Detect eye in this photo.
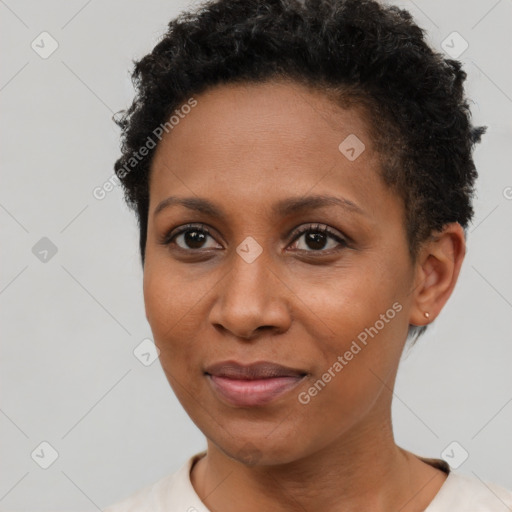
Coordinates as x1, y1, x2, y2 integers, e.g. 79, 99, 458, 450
161, 222, 348, 254
288, 223, 348, 253
161, 223, 222, 251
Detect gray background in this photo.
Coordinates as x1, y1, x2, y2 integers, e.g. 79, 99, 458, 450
1, 0, 511, 510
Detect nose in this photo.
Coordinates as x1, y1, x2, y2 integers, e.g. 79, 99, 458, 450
208, 250, 293, 340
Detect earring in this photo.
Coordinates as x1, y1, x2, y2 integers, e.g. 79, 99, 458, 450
424, 312, 430, 319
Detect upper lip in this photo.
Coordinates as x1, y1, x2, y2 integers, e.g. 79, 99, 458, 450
204, 361, 307, 380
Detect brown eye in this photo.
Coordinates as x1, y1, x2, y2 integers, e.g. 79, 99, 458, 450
289, 224, 348, 252
162, 224, 222, 251
179, 229, 209, 249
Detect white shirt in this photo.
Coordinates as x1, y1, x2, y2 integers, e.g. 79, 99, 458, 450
104, 452, 512, 511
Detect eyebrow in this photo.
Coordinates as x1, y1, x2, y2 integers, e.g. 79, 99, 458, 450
154, 193, 366, 219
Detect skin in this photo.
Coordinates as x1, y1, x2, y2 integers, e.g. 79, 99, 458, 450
143, 79, 466, 511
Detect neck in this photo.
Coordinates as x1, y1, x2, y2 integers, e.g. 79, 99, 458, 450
191, 410, 447, 511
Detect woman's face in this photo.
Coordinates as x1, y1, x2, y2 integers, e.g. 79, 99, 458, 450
144, 80, 417, 465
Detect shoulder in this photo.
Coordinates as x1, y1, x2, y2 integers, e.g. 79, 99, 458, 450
102, 473, 172, 512
426, 471, 512, 511
103, 452, 208, 512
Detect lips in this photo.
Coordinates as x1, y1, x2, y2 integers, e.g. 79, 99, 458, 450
205, 361, 307, 407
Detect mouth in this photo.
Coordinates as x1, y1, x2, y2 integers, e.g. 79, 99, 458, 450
204, 360, 307, 407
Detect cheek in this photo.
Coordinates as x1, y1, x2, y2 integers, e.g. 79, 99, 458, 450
143, 262, 202, 358
143, 265, 209, 405
290, 257, 408, 401
287, 253, 407, 341
295, 306, 406, 446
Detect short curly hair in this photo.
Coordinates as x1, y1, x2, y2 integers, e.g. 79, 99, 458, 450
114, 0, 485, 331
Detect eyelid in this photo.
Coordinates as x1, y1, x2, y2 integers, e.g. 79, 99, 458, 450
289, 223, 343, 239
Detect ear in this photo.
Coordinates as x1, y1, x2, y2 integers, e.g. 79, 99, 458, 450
409, 222, 466, 326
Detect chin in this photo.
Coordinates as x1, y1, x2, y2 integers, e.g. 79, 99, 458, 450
209, 429, 312, 468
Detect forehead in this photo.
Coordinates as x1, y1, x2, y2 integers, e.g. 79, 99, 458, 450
153, 79, 375, 162
148, 80, 394, 222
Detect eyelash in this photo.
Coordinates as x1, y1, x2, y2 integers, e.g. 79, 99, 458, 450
160, 222, 348, 255
289, 224, 348, 253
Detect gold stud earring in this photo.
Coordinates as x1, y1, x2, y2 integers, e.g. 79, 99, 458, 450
424, 312, 430, 319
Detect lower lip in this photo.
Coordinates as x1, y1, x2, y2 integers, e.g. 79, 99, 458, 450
207, 375, 305, 407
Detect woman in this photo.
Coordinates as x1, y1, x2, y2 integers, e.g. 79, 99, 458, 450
105, 0, 512, 510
